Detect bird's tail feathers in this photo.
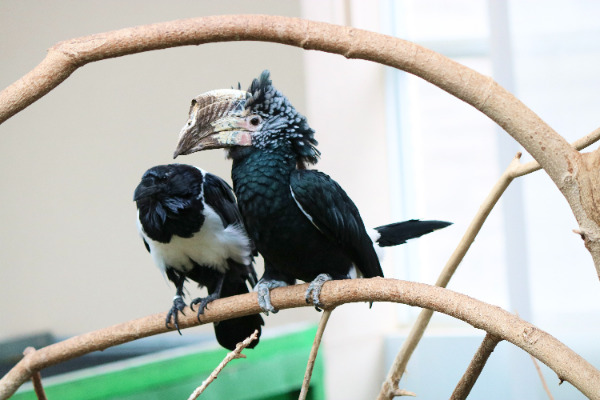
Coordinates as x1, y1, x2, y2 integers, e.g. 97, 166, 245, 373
375, 219, 452, 247
213, 274, 264, 350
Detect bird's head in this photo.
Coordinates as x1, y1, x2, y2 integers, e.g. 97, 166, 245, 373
133, 164, 204, 228
173, 70, 320, 167
134, 164, 203, 203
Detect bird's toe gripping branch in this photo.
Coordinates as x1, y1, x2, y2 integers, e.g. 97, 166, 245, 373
255, 279, 289, 315
190, 293, 220, 320
305, 273, 333, 311
166, 295, 187, 335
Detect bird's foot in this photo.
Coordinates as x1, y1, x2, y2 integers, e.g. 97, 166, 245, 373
190, 293, 220, 320
255, 279, 289, 315
305, 273, 333, 311
166, 295, 187, 335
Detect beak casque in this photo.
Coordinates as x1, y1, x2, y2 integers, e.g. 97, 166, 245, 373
173, 89, 251, 158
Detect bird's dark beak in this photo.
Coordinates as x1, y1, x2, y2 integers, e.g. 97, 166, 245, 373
133, 182, 161, 201
173, 89, 253, 158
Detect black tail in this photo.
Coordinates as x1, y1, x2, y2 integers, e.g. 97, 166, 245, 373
213, 274, 264, 351
375, 219, 452, 247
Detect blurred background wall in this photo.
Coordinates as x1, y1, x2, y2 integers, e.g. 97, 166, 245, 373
1, 1, 600, 398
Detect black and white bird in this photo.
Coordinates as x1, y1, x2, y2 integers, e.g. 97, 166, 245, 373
173, 71, 451, 313
133, 163, 263, 350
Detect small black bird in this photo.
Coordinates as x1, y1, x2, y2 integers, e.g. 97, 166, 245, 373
173, 71, 451, 312
134, 163, 263, 350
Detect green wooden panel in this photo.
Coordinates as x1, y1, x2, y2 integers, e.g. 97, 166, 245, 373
13, 326, 325, 400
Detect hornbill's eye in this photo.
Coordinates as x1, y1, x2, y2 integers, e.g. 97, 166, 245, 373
250, 116, 262, 126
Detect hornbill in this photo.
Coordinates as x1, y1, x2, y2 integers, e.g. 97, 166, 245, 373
173, 70, 451, 313
134, 163, 263, 350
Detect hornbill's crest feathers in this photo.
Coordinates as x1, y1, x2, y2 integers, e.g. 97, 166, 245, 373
245, 70, 320, 166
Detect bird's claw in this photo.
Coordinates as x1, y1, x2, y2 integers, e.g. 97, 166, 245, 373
166, 295, 187, 335
190, 293, 219, 321
305, 273, 332, 311
255, 279, 289, 315
257, 284, 277, 315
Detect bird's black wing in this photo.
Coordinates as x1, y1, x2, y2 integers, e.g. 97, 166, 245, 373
203, 172, 257, 280
290, 169, 383, 278
203, 172, 243, 228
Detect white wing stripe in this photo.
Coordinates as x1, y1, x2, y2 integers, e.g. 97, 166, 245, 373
290, 186, 324, 234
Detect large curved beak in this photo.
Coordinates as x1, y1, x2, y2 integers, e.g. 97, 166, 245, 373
173, 89, 251, 158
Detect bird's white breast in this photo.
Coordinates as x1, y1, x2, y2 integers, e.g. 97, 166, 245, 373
137, 205, 252, 275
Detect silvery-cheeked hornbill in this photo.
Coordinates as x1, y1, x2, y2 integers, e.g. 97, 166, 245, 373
173, 70, 451, 313
134, 163, 263, 350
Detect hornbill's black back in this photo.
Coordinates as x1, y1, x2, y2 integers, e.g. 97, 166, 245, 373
173, 71, 451, 312
134, 163, 263, 350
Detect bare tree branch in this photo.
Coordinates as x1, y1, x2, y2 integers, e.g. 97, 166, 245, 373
449, 334, 503, 400
513, 126, 600, 177
21, 348, 46, 400
187, 329, 259, 400
0, 15, 574, 179
1, 279, 599, 400
299, 308, 334, 400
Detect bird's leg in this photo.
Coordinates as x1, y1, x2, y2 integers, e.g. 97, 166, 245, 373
166, 272, 188, 335
255, 278, 289, 315
305, 273, 333, 311
256, 264, 295, 314
190, 273, 225, 320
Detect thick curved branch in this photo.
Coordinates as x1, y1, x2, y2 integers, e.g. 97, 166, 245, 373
4, 14, 600, 272
1, 279, 599, 400
0, 15, 576, 181
6, 14, 600, 272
